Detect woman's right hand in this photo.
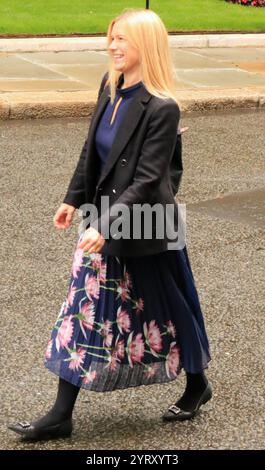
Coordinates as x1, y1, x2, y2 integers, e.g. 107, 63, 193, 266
53, 203, 76, 229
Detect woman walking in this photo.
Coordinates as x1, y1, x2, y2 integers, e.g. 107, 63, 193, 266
8, 8, 211, 441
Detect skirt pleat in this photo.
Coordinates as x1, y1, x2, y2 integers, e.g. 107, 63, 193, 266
44, 234, 211, 392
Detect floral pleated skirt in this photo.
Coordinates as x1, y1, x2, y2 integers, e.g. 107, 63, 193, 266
44, 234, 211, 392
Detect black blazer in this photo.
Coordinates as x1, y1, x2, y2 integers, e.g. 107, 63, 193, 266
63, 72, 182, 257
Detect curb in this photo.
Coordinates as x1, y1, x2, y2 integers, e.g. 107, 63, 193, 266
0, 91, 97, 120
1, 89, 264, 120
0, 33, 265, 52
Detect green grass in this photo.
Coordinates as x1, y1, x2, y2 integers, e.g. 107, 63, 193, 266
0, 0, 264, 35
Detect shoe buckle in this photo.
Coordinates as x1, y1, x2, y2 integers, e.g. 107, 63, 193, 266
18, 421, 31, 428
168, 405, 182, 416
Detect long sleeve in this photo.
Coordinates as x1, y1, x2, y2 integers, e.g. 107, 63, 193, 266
63, 72, 109, 209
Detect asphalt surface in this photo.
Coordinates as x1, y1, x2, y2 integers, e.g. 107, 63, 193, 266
1, 109, 265, 450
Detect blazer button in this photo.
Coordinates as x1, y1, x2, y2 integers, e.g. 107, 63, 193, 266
121, 158, 127, 166
98, 186, 103, 191
112, 188, 116, 194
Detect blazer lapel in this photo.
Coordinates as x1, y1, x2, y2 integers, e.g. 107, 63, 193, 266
85, 75, 152, 189
84, 73, 125, 172
86, 88, 110, 154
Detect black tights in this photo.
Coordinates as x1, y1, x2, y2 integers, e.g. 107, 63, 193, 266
32, 371, 207, 429
32, 378, 80, 430
175, 370, 208, 411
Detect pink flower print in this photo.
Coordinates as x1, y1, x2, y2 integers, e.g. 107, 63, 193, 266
117, 306, 131, 334
98, 261, 107, 284
85, 274, 100, 300
165, 342, 180, 378
107, 352, 119, 371
144, 363, 159, 379
90, 253, 102, 270
116, 339, 125, 360
56, 315, 74, 351
72, 247, 84, 278
62, 282, 77, 316
134, 298, 144, 314
67, 283, 77, 307
63, 301, 69, 314
81, 368, 97, 385
143, 320, 163, 357
166, 320, 176, 338
56, 300, 67, 321
113, 336, 125, 360
90, 254, 107, 283
107, 337, 125, 370
68, 347, 86, 371
116, 280, 130, 302
99, 320, 113, 347
127, 332, 145, 367
124, 271, 132, 289
45, 339, 53, 359
80, 302, 95, 331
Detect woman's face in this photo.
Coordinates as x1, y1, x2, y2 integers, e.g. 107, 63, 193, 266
108, 21, 141, 74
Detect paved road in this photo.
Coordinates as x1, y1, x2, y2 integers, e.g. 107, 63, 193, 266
1, 109, 264, 449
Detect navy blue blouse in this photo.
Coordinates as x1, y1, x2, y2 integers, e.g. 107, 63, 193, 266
94, 80, 144, 172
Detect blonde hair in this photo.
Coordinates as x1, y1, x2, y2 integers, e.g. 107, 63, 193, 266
106, 8, 178, 105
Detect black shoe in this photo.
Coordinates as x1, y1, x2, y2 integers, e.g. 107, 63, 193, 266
162, 382, 213, 422
7, 418, 73, 441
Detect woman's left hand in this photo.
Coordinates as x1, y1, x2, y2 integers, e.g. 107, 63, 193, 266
77, 227, 106, 254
